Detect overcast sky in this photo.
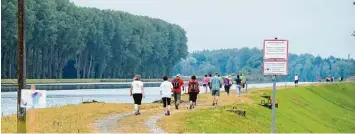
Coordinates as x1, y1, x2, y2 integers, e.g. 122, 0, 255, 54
71, 0, 355, 58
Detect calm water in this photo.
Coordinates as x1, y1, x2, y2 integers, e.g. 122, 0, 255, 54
1, 82, 313, 116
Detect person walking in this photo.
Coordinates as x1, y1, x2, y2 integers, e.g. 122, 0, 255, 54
241, 74, 247, 92
235, 75, 242, 96
208, 74, 212, 92
294, 74, 299, 87
211, 73, 222, 106
202, 74, 209, 93
171, 74, 184, 110
224, 75, 232, 96
188, 75, 200, 109
160, 76, 173, 116
130, 74, 144, 115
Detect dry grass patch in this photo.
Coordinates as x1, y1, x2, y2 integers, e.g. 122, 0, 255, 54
1, 103, 133, 133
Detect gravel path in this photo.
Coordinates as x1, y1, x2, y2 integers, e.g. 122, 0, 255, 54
146, 113, 167, 133
95, 112, 133, 133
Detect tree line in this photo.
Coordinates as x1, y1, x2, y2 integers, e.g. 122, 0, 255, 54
1, 0, 188, 79
173, 48, 355, 82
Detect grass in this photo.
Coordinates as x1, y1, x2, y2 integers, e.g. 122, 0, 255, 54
159, 82, 355, 133
1, 79, 161, 84
1, 103, 159, 133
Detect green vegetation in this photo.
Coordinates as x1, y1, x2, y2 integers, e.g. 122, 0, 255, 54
0, 79, 162, 84
178, 83, 355, 133
174, 48, 355, 82
1, 0, 187, 79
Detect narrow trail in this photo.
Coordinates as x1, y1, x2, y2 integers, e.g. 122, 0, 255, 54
146, 113, 166, 133
95, 112, 133, 133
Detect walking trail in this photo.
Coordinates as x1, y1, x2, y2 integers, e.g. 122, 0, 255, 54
91, 83, 317, 133
93, 88, 255, 133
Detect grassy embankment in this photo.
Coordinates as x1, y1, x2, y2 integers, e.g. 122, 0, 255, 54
158, 82, 355, 133
2, 83, 354, 133
1, 79, 161, 84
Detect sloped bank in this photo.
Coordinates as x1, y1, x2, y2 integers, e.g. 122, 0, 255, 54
158, 82, 355, 133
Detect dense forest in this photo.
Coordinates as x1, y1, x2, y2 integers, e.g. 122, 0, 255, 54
173, 48, 355, 82
1, 0, 188, 79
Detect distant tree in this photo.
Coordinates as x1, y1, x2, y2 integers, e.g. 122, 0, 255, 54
173, 48, 355, 82
1, 0, 188, 79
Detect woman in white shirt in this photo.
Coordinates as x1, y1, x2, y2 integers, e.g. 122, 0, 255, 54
130, 74, 144, 115
160, 76, 173, 116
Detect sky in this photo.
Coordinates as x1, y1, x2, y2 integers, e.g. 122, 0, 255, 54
71, 0, 355, 59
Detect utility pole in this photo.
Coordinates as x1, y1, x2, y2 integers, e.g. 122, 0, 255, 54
17, 0, 27, 132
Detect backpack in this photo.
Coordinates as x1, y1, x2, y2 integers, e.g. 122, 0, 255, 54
224, 78, 230, 86
190, 81, 198, 91
173, 79, 179, 88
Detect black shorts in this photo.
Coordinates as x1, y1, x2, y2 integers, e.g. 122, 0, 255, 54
133, 93, 143, 105
203, 84, 207, 87
189, 92, 198, 102
294, 80, 299, 84
162, 97, 171, 107
224, 85, 231, 93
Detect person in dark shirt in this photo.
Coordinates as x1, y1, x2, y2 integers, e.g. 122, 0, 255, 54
235, 75, 242, 96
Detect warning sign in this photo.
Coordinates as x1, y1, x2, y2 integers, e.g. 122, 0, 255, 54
263, 40, 288, 59
263, 61, 288, 75
263, 39, 289, 76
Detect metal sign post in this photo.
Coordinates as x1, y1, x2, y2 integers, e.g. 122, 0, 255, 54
263, 37, 289, 133
17, 0, 27, 132
271, 75, 276, 133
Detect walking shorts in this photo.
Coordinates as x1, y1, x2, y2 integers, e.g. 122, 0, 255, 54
133, 93, 143, 105
211, 90, 220, 96
162, 97, 171, 107
189, 92, 198, 102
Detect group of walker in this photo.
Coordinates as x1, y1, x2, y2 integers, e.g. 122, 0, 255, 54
130, 73, 247, 116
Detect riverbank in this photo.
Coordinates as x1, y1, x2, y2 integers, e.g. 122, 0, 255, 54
158, 82, 355, 133
3, 82, 350, 133
0, 83, 303, 133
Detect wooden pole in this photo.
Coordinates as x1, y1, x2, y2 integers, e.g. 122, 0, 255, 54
17, 0, 27, 132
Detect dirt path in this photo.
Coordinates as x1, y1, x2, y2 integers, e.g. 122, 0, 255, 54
94, 112, 133, 133
146, 113, 166, 133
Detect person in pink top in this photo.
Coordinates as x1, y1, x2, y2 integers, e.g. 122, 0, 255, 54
202, 75, 209, 93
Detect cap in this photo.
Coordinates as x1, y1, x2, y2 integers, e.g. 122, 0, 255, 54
176, 74, 180, 77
